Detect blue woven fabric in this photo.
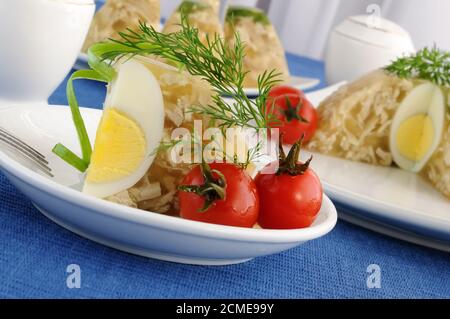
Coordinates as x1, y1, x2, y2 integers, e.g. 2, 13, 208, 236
1, 54, 449, 298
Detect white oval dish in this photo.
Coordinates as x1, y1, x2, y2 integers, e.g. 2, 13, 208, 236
0, 103, 337, 265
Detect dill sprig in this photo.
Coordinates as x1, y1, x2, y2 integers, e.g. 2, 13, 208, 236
385, 46, 450, 87
150, 139, 183, 157
94, 13, 281, 130
55, 12, 281, 172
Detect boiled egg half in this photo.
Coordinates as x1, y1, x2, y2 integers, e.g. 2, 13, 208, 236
390, 82, 445, 172
83, 60, 165, 198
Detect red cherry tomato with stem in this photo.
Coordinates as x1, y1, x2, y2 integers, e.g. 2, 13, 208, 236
266, 87, 318, 144
255, 136, 323, 229
179, 163, 259, 228
268, 85, 306, 100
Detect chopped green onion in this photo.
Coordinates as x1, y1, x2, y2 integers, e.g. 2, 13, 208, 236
55, 66, 116, 172
87, 44, 119, 82
52, 143, 89, 172
226, 6, 271, 26
66, 69, 110, 164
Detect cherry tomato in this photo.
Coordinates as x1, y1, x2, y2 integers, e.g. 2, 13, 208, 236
179, 163, 259, 228
266, 88, 318, 145
268, 85, 306, 100
255, 140, 323, 229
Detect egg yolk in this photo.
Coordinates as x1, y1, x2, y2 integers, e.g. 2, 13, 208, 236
86, 108, 146, 183
395, 114, 434, 162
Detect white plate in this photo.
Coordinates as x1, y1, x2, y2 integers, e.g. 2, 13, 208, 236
243, 76, 320, 96
74, 54, 320, 95
0, 103, 337, 265
305, 83, 450, 250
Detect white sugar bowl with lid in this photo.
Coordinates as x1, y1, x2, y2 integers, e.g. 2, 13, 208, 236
325, 15, 415, 84
0, 0, 95, 106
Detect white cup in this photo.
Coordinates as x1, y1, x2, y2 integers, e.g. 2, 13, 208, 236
0, 0, 95, 105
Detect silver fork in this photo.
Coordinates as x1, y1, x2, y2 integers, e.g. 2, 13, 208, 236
0, 127, 53, 177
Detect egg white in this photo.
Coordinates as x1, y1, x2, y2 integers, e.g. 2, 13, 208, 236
83, 60, 165, 198
389, 82, 445, 172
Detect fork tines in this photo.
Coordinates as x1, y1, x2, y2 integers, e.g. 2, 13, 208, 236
0, 127, 53, 177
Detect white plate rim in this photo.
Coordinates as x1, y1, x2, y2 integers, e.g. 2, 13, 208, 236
324, 180, 450, 235
338, 209, 450, 252
242, 75, 320, 95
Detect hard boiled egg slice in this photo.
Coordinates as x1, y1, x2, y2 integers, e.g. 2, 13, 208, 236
83, 60, 165, 198
390, 82, 445, 173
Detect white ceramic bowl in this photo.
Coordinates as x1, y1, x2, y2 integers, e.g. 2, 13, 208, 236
0, 0, 95, 105
0, 103, 337, 265
325, 15, 415, 84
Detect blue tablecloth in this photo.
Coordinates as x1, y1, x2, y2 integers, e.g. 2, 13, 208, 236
1, 54, 449, 299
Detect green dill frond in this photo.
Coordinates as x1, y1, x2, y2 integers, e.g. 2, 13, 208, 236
94, 13, 281, 130
385, 46, 450, 87
151, 139, 184, 156
86, 12, 283, 163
